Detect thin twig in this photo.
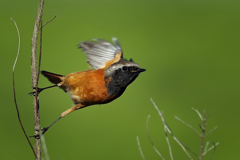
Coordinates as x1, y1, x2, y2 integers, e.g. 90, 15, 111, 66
203, 142, 219, 157
206, 142, 217, 160
31, 0, 45, 159
150, 98, 174, 160
175, 116, 201, 136
203, 142, 219, 156
41, 15, 56, 29
206, 112, 214, 120
41, 135, 50, 160
150, 99, 197, 159
11, 17, 37, 159
205, 126, 218, 137
199, 110, 206, 160
37, 20, 42, 85
165, 125, 195, 160
204, 141, 210, 154
163, 118, 196, 159
136, 136, 146, 160
192, 108, 203, 120
146, 115, 165, 160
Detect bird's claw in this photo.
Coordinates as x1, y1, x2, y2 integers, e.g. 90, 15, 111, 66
28, 87, 44, 96
30, 127, 49, 139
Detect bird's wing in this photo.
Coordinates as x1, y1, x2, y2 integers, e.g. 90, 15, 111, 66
79, 37, 123, 69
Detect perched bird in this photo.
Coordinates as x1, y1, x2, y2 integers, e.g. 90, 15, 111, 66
30, 37, 146, 136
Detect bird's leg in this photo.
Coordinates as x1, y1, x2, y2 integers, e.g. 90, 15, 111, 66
28, 84, 58, 96
30, 104, 85, 138
30, 116, 62, 139
60, 103, 85, 117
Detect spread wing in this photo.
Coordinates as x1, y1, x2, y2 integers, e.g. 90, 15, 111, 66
79, 37, 123, 69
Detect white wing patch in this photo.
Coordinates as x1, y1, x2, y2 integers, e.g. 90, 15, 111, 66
79, 37, 123, 69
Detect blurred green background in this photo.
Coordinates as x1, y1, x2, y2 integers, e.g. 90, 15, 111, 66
1, 0, 240, 159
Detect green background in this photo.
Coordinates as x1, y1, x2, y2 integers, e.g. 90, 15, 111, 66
1, 0, 240, 159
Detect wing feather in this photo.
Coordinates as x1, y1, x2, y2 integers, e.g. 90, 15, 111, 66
79, 37, 123, 69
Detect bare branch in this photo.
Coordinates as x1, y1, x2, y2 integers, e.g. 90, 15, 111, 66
41, 135, 50, 160
203, 142, 219, 157
199, 110, 206, 160
11, 18, 20, 71
205, 142, 218, 160
31, 0, 45, 159
164, 118, 196, 159
150, 98, 174, 160
175, 116, 201, 136
11, 17, 37, 159
41, 15, 57, 29
165, 127, 195, 160
136, 136, 145, 160
146, 115, 165, 160
192, 107, 203, 120
150, 98, 198, 159
206, 126, 218, 137
37, 20, 43, 86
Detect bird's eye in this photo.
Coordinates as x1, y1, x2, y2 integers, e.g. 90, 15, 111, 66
122, 66, 128, 71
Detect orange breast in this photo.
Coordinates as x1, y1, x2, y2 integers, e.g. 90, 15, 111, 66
64, 69, 114, 105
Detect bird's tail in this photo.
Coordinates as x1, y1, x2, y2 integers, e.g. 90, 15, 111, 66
41, 71, 65, 84
41, 71, 67, 92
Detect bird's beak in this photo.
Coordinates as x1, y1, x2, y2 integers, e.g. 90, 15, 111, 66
138, 68, 146, 73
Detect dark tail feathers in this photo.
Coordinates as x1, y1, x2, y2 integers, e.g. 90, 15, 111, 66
41, 71, 65, 84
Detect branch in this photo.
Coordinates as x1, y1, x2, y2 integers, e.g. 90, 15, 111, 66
41, 135, 50, 160
41, 15, 57, 29
31, 0, 45, 159
150, 98, 174, 160
150, 98, 196, 159
199, 110, 206, 160
11, 18, 37, 159
192, 107, 203, 120
203, 142, 219, 157
136, 136, 146, 160
175, 116, 201, 136
206, 126, 218, 137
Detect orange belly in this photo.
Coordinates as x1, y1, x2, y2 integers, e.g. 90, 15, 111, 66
64, 69, 115, 105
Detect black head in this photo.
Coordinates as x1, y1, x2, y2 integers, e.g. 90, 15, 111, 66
104, 59, 146, 96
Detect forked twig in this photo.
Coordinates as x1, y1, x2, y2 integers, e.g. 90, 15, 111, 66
165, 126, 195, 160
11, 18, 37, 158
136, 136, 145, 160
150, 98, 174, 160
203, 142, 219, 157
150, 99, 198, 159
144, 99, 218, 160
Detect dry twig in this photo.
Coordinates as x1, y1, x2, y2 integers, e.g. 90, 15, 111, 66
11, 18, 37, 159
150, 98, 174, 160
136, 136, 145, 160
31, 0, 45, 159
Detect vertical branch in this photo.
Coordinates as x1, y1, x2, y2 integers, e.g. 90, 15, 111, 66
31, 0, 44, 159
199, 110, 206, 160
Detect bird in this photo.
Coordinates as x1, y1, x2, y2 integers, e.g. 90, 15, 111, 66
29, 37, 146, 137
